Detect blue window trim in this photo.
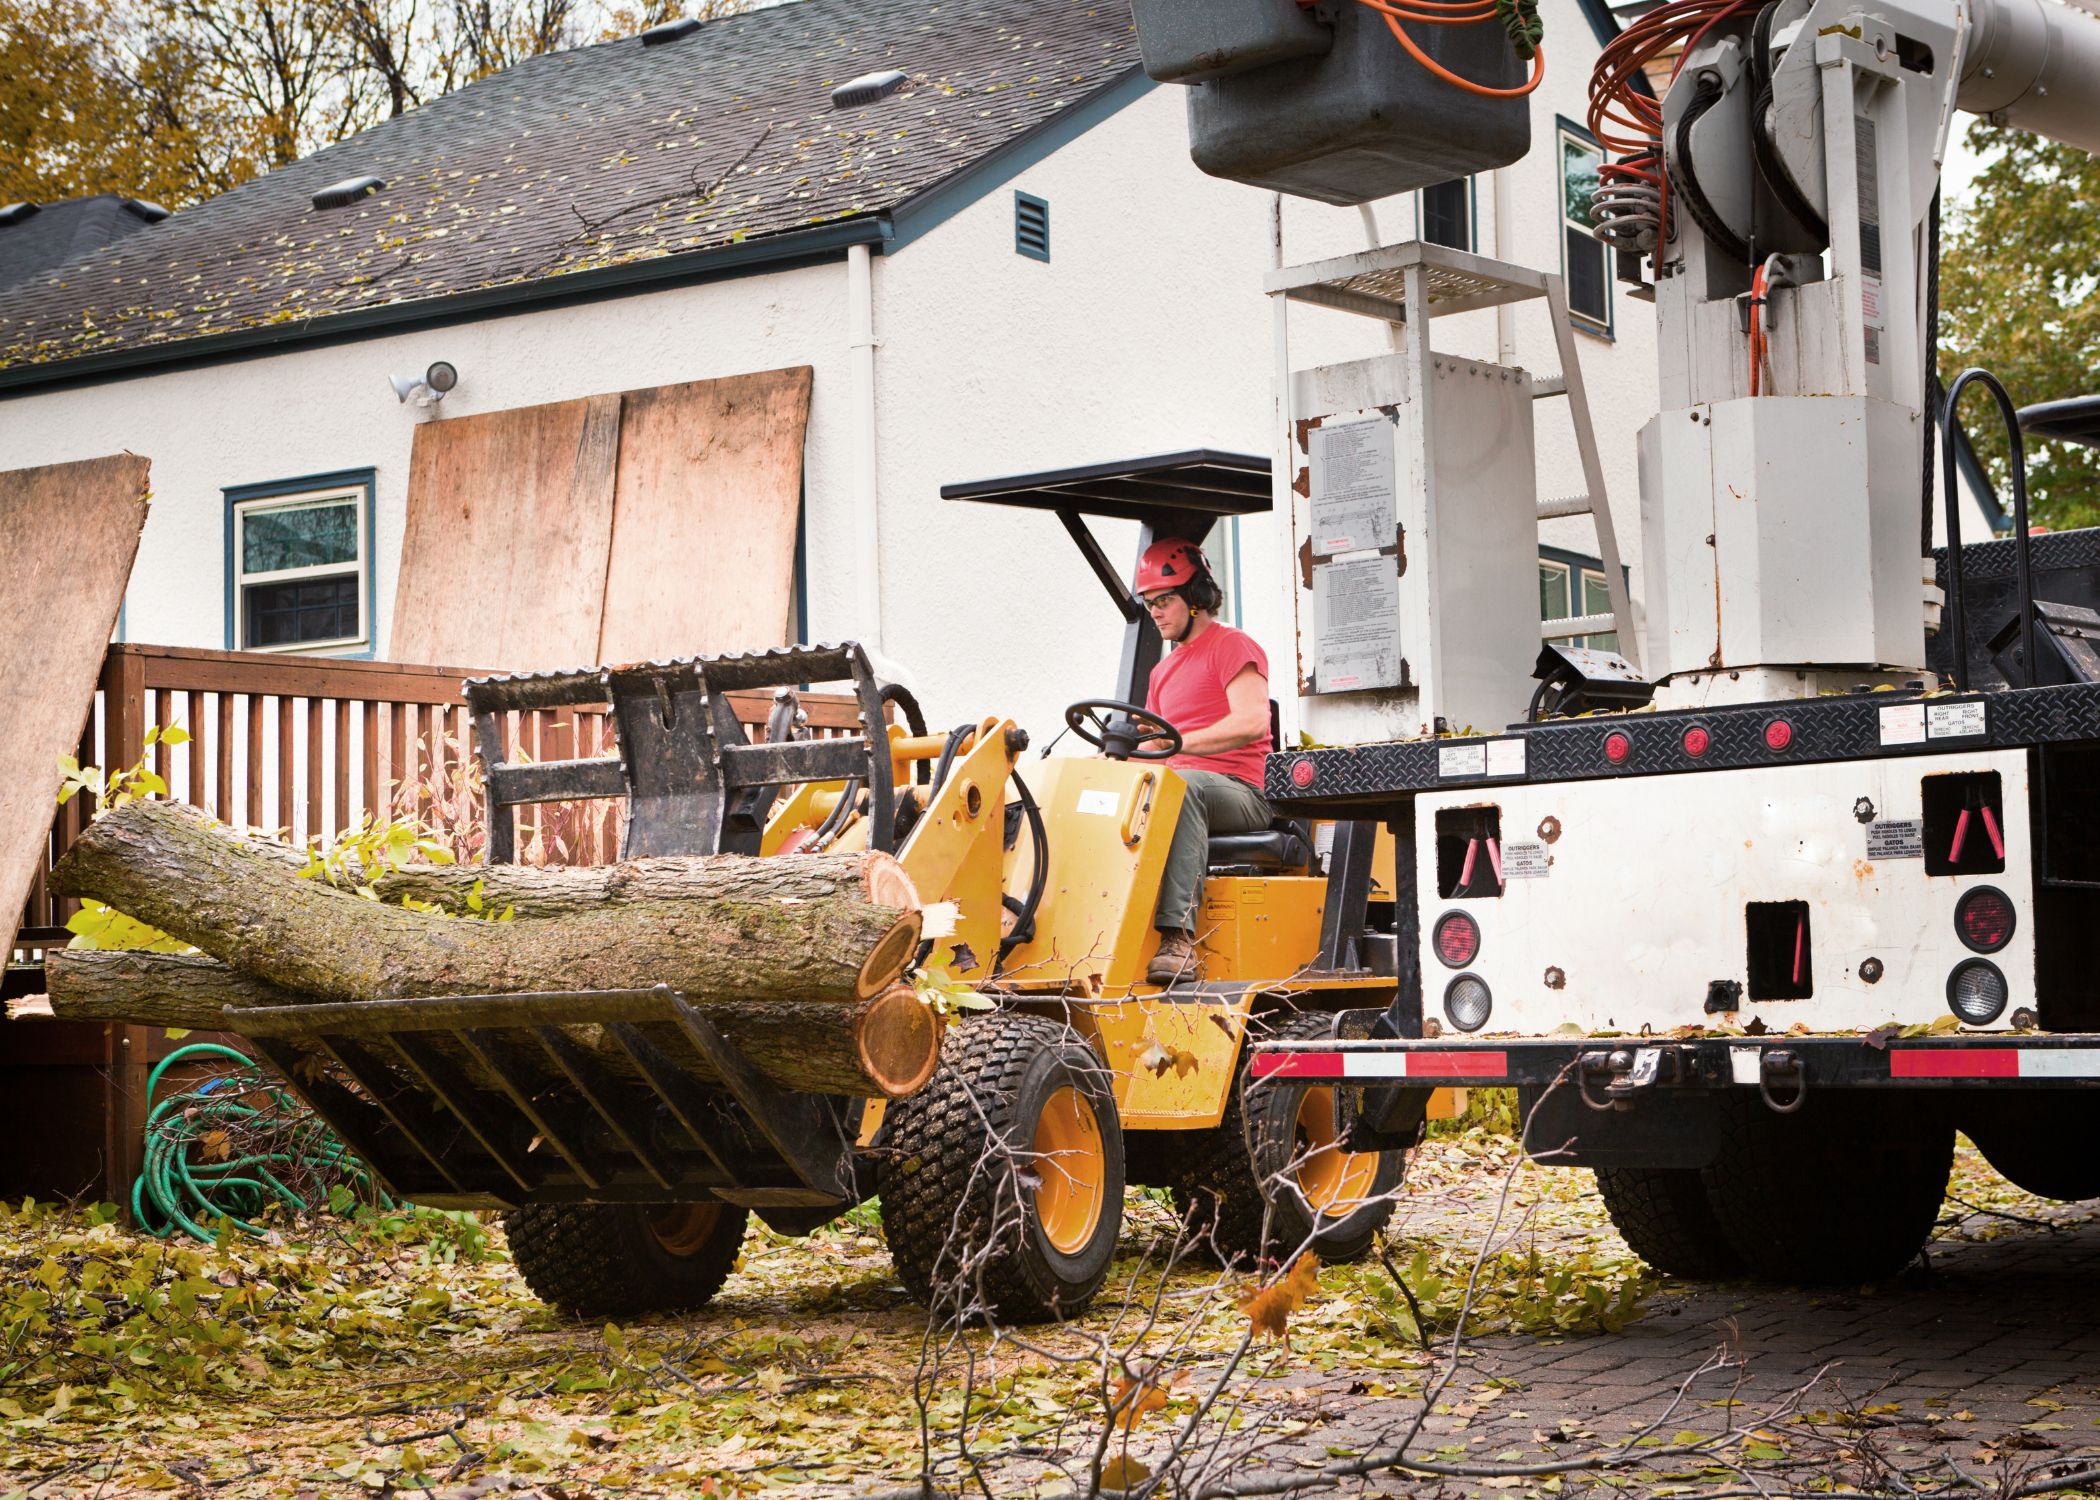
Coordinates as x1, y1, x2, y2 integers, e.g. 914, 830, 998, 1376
223, 467, 378, 658
1014, 190, 1050, 262
1555, 114, 1615, 341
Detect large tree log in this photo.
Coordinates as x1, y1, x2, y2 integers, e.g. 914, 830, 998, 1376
371, 850, 918, 919
44, 948, 943, 1098
53, 801, 921, 1007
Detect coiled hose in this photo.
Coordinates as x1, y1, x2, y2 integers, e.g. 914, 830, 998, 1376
132, 1043, 390, 1243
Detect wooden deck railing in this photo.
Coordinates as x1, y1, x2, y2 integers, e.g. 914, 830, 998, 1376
17, 643, 867, 953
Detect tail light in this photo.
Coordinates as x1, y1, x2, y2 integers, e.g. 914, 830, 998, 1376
1603, 731, 1632, 766
1444, 974, 1493, 1032
1956, 887, 2016, 953
1947, 959, 2008, 1025
1682, 725, 1710, 757
1433, 910, 1480, 968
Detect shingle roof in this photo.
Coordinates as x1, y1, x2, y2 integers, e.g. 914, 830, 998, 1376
0, 197, 167, 293
0, 0, 1139, 375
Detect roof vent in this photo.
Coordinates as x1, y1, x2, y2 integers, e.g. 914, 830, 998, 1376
640, 15, 700, 44
0, 202, 40, 228
123, 199, 170, 224
831, 69, 909, 108
312, 175, 385, 211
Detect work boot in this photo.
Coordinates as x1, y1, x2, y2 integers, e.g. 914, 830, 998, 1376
1147, 929, 1201, 986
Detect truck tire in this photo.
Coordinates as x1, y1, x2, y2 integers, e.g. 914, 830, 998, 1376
1700, 1092, 1953, 1284
1173, 1011, 1404, 1267
1593, 1166, 1745, 1279
879, 1014, 1124, 1322
504, 1202, 748, 1317
1965, 1097, 2100, 1201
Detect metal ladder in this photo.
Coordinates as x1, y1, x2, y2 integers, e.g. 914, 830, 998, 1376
1264, 240, 1640, 670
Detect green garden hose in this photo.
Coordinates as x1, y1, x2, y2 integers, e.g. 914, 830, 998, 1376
132, 1043, 392, 1243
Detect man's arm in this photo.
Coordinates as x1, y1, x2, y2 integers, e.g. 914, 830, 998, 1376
1169, 664, 1269, 755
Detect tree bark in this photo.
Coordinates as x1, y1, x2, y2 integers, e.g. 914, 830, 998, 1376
53, 801, 922, 1007
371, 850, 918, 918
44, 949, 944, 1098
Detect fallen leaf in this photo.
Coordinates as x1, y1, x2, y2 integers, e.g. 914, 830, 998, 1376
1109, 1370, 1173, 1431
1239, 1253, 1320, 1344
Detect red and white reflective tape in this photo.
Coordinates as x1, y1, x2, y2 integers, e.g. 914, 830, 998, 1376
1890, 1047, 2100, 1079
1250, 1049, 1511, 1081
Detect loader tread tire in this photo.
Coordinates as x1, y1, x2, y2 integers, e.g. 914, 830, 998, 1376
504, 1202, 747, 1318
879, 1013, 1123, 1324
1593, 1165, 1745, 1279
1700, 1092, 1953, 1285
1173, 1011, 1404, 1268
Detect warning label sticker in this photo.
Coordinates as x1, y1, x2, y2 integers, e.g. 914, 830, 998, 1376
1927, 701, 1988, 739
1076, 789, 1120, 817
1438, 744, 1487, 779
1878, 703, 1926, 745
1486, 738, 1527, 779
1866, 819, 1925, 860
1502, 840, 1551, 878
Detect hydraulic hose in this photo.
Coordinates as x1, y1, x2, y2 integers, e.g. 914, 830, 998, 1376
997, 768, 1050, 968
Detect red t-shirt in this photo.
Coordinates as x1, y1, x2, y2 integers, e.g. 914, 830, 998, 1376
1144, 623, 1272, 787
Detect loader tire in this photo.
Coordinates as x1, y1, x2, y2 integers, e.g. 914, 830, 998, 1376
1593, 1166, 1745, 1279
1700, 1091, 1953, 1285
879, 1013, 1123, 1323
1173, 1012, 1404, 1267
504, 1202, 747, 1318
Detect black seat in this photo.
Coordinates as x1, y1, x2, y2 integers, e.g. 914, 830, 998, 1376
1208, 819, 1314, 872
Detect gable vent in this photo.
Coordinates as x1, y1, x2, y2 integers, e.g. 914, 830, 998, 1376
1014, 191, 1049, 262
641, 16, 700, 45
831, 69, 908, 108
312, 175, 385, 211
0, 202, 40, 228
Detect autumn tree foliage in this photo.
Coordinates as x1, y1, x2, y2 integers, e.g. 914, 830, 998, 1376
0, 0, 759, 210
1938, 122, 2100, 529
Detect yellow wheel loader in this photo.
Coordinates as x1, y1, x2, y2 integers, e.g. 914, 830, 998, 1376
232, 470, 1439, 1323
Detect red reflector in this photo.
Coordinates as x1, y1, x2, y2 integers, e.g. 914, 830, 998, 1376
1433, 910, 1480, 968
1682, 725, 1710, 757
1290, 758, 1317, 788
1956, 887, 2015, 953
1765, 719, 1794, 751
1603, 731, 1631, 765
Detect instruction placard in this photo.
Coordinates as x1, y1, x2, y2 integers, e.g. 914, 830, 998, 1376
1309, 416, 1397, 558
1313, 556, 1404, 692
1878, 703, 1925, 746
1502, 839, 1551, 878
1866, 819, 1924, 860
1927, 701, 1987, 739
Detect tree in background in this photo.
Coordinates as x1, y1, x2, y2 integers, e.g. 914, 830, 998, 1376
0, 0, 758, 211
1938, 122, 2100, 530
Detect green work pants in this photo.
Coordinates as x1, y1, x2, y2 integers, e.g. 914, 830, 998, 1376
1155, 769, 1274, 933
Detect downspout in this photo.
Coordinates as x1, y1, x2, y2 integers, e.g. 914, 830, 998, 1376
847, 242, 883, 648
1492, 168, 1517, 364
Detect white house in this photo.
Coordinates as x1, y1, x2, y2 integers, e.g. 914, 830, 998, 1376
0, 0, 1658, 747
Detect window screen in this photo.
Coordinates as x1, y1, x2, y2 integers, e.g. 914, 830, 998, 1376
1560, 130, 1609, 330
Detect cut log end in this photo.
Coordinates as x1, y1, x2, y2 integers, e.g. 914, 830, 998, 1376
859, 851, 921, 912
854, 987, 945, 1098
854, 909, 924, 999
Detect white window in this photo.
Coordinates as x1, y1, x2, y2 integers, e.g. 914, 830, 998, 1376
1539, 556, 1619, 651
1208, 517, 1245, 628
1419, 178, 1472, 252
1558, 125, 1611, 333
232, 486, 369, 652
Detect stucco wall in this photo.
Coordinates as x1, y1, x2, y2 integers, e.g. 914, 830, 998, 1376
0, 1, 1657, 757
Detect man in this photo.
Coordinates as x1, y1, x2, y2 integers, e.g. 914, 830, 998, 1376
1133, 538, 1275, 985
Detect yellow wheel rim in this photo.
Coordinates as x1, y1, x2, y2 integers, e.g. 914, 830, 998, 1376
1031, 1086, 1106, 1255
646, 1203, 724, 1257
1293, 1087, 1381, 1218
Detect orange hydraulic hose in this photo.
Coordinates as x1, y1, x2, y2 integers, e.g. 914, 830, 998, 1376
1302, 0, 1548, 99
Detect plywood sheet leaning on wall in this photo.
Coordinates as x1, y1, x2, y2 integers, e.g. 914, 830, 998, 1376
391, 393, 621, 671
596, 367, 814, 663
0, 453, 151, 951
390, 368, 813, 672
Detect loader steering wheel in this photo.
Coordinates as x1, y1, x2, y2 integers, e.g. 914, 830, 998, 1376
1065, 700, 1182, 761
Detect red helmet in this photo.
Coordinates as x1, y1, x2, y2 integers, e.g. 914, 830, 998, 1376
1134, 538, 1212, 597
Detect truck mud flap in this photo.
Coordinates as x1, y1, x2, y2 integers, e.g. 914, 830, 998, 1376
229, 985, 864, 1218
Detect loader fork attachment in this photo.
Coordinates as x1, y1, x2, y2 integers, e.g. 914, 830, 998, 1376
465, 642, 898, 862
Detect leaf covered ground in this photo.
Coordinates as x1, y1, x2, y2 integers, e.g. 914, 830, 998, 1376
0, 1128, 2084, 1500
